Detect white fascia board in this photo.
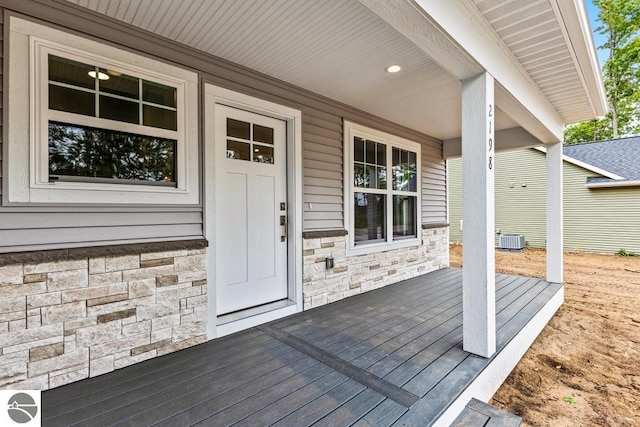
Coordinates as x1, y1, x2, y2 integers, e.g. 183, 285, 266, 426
586, 180, 640, 189
412, 0, 565, 142
551, 0, 608, 117
533, 146, 625, 180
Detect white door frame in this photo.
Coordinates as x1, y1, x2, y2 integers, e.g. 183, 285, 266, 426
204, 83, 303, 339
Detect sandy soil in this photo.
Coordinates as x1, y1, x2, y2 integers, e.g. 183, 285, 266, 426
449, 244, 640, 426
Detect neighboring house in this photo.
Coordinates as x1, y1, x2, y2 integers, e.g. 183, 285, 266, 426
448, 136, 640, 254
0, 1, 605, 416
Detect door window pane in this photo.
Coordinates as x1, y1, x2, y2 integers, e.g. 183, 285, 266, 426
227, 118, 250, 140
253, 145, 274, 164
49, 85, 95, 116
227, 140, 250, 161
253, 124, 274, 144
48, 121, 176, 184
354, 193, 386, 244
393, 195, 417, 239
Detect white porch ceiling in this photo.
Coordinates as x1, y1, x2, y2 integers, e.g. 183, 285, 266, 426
65, 0, 601, 141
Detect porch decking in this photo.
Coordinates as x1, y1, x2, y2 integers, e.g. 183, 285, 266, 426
42, 268, 562, 426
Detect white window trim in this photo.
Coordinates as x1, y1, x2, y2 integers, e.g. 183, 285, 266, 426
6, 16, 199, 204
344, 120, 422, 256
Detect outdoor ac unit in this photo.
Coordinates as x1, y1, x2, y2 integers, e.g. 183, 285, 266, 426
499, 234, 525, 251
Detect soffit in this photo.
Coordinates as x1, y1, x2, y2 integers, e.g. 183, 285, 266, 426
471, 0, 599, 124
65, 0, 521, 140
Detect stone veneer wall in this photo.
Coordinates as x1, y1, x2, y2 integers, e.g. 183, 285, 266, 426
303, 226, 449, 309
0, 245, 207, 390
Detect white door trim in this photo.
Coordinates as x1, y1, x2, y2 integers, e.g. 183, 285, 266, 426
204, 83, 303, 339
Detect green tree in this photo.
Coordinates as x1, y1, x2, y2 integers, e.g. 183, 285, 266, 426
564, 0, 640, 144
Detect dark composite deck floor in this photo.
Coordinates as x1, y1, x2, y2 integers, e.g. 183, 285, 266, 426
42, 268, 562, 426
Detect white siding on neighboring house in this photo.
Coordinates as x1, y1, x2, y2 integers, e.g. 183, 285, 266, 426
448, 149, 640, 254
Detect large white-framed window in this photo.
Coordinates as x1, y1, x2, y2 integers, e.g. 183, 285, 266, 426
344, 120, 422, 255
6, 16, 199, 204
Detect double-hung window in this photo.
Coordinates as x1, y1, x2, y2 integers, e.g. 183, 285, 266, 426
7, 17, 199, 204
344, 121, 421, 254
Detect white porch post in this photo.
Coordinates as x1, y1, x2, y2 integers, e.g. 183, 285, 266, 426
462, 72, 496, 358
546, 142, 563, 283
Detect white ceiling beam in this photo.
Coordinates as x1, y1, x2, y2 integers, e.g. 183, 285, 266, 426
443, 127, 543, 159
360, 0, 565, 143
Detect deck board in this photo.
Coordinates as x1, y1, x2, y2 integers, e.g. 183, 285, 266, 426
42, 328, 268, 409
271, 379, 367, 427
233, 370, 349, 426
351, 399, 408, 427
50, 337, 300, 426
42, 268, 561, 427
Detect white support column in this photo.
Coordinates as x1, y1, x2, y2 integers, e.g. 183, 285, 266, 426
546, 142, 564, 283
462, 72, 496, 358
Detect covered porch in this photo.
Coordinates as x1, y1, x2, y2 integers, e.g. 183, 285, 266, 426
42, 268, 563, 426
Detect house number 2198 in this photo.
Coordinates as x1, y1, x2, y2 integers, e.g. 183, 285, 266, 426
488, 103, 493, 170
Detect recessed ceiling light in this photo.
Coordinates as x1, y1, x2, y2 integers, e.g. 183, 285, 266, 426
88, 70, 110, 80
385, 64, 402, 73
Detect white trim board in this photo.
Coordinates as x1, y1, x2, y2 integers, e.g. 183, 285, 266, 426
586, 180, 640, 189
203, 83, 303, 339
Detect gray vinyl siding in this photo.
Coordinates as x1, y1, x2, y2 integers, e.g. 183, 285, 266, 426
0, 1, 446, 252
448, 149, 640, 254
447, 158, 463, 243
422, 149, 447, 223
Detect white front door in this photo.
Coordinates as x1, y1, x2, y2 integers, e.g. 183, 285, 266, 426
214, 104, 288, 315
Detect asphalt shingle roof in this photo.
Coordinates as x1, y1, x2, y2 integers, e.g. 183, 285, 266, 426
563, 136, 640, 181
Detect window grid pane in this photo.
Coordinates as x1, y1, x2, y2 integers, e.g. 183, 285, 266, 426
392, 147, 418, 192
48, 54, 178, 131
393, 195, 417, 239
354, 193, 386, 244
354, 137, 386, 189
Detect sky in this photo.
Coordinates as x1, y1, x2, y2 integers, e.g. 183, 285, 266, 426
584, 0, 608, 67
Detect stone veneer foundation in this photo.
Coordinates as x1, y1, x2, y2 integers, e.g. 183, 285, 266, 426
303, 225, 449, 309
0, 243, 207, 390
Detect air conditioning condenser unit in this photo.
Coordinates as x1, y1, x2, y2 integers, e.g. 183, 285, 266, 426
498, 234, 525, 251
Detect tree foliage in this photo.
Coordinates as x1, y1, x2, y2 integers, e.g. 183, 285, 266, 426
564, 0, 640, 145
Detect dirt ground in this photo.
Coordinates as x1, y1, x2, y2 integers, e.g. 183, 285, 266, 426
449, 244, 640, 426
